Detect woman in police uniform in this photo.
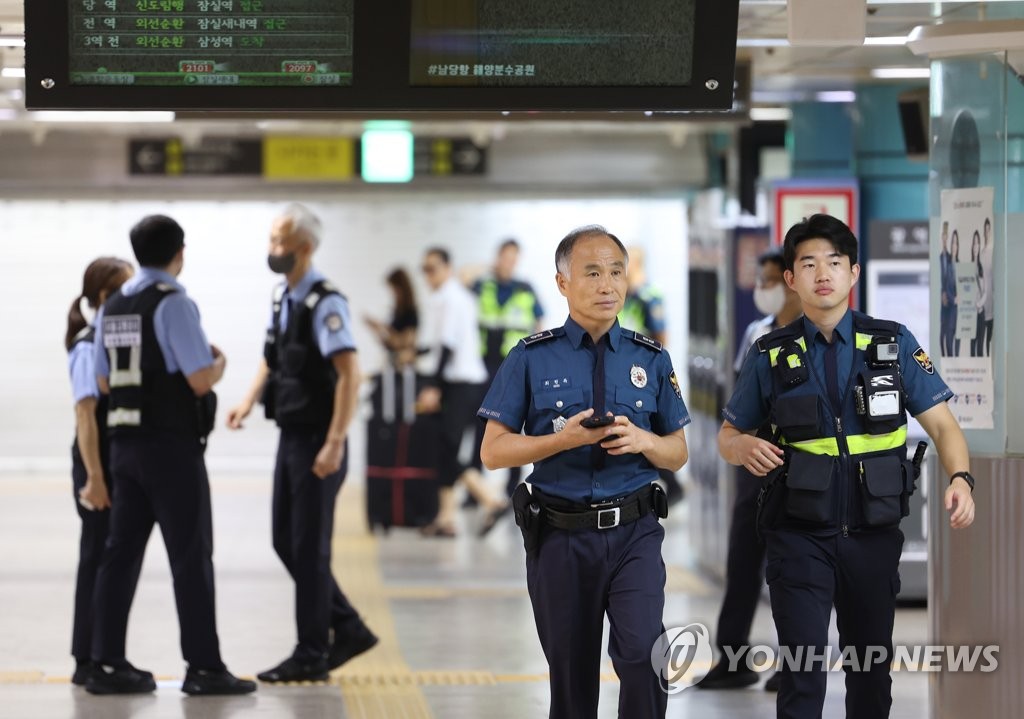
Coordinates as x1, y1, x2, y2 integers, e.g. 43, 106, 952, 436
64, 256, 133, 685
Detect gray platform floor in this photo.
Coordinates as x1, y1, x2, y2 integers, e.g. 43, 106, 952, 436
0, 474, 929, 718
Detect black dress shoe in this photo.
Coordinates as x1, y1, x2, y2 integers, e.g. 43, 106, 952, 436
71, 660, 97, 686
182, 667, 257, 695
257, 657, 329, 683
328, 625, 379, 670
695, 659, 759, 690
85, 661, 156, 695
764, 671, 781, 692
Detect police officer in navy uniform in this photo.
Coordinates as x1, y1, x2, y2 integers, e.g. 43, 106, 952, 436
88, 215, 255, 696
227, 203, 377, 682
718, 214, 976, 718
479, 225, 690, 719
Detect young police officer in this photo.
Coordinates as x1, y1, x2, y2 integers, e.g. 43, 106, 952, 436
227, 203, 376, 682
89, 215, 255, 696
718, 214, 976, 718
479, 225, 690, 719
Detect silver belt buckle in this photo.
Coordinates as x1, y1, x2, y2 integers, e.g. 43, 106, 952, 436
597, 507, 621, 529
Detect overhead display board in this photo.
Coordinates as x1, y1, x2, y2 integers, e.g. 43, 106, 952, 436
68, 0, 353, 88
26, 0, 739, 111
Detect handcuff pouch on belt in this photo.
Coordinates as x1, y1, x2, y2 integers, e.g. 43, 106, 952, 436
196, 391, 218, 452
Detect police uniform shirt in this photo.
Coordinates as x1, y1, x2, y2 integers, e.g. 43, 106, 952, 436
478, 317, 691, 504
724, 309, 953, 432
272, 268, 356, 358
69, 330, 100, 403
94, 268, 214, 379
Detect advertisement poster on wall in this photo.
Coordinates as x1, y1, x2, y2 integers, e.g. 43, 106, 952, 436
938, 187, 995, 429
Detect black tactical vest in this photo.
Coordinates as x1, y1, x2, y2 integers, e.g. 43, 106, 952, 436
102, 283, 200, 439
262, 280, 342, 428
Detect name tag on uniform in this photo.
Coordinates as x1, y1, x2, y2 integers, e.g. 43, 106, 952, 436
103, 315, 142, 348
541, 377, 571, 390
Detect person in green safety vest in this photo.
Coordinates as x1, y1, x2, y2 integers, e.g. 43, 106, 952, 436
618, 245, 683, 503
470, 239, 546, 515
618, 246, 667, 346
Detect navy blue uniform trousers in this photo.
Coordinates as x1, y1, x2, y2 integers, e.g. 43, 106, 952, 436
273, 427, 359, 662
765, 527, 903, 719
527, 512, 668, 719
714, 466, 766, 654
92, 432, 223, 670
70, 444, 111, 663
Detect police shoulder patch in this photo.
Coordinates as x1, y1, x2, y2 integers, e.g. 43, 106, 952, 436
669, 370, 683, 400
324, 312, 344, 332
628, 330, 662, 352
912, 347, 934, 374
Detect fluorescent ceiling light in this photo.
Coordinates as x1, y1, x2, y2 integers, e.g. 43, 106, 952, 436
739, 35, 908, 48
871, 67, 931, 79
815, 91, 857, 102
0, 37, 25, 48
1, 67, 25, 79
864, 36, 910, 46
750, 107, 792, 122
29, 111, 176, 123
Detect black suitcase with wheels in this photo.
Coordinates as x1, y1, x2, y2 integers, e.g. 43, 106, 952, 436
365, 367, 440, 530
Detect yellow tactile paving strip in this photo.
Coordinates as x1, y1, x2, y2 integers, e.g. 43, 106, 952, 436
331, 485, 435, 719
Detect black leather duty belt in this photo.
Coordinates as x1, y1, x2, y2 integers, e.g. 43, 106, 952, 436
542, 485, 655, 531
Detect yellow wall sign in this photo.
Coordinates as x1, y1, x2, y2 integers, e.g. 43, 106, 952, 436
263, 137, 355, 181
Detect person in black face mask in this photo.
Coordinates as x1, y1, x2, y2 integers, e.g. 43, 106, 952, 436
227, 203, 377, 683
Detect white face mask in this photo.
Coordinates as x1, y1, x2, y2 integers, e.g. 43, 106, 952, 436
754, 284, 786, 316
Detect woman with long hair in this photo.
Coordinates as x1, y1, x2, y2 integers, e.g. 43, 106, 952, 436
64, 256, 134, 685
363, 267, 419, 367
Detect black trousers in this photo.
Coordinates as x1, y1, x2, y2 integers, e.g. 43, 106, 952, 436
765, 527, 903, 719
438, 382, 486, 487
527, 512, 668, 719
714, 466, 766, 654
92, 433, 223, 670
70, 444, 111, 663
273, 427, 360, 662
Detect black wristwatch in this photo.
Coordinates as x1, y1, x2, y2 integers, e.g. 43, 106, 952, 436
950, 471, 975, 492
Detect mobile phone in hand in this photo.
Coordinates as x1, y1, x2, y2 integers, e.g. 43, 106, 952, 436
580, 414, 615, 429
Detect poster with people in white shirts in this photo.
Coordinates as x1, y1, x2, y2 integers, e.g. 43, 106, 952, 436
938, 187, 994, 429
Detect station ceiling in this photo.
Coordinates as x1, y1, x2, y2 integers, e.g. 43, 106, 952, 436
0, 1, 1020, 131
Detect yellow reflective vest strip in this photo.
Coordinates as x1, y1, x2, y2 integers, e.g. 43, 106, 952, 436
768, 336, 806, 366
780, 425, 908, 456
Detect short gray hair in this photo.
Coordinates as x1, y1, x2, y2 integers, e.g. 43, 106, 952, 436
555, 224, 628, 276
279, 202, 322, 250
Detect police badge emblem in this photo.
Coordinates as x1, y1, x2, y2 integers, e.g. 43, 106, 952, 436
630, 365, 648, 388
912, 347, 934, 374
552, 416, 567, 433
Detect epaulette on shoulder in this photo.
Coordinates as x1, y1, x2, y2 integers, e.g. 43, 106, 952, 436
522, 328, 563, 346
626, 330, 662, 352
154, 282, 178, 294
306, 280, 346, 309
851, 311, 900, 336
756, 318, 803, 353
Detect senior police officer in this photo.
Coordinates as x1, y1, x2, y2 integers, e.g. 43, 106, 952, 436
88, 215, 255, 696
718, 214, 976, 719
227, 203, 376, 682
479, 225, 690, 719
